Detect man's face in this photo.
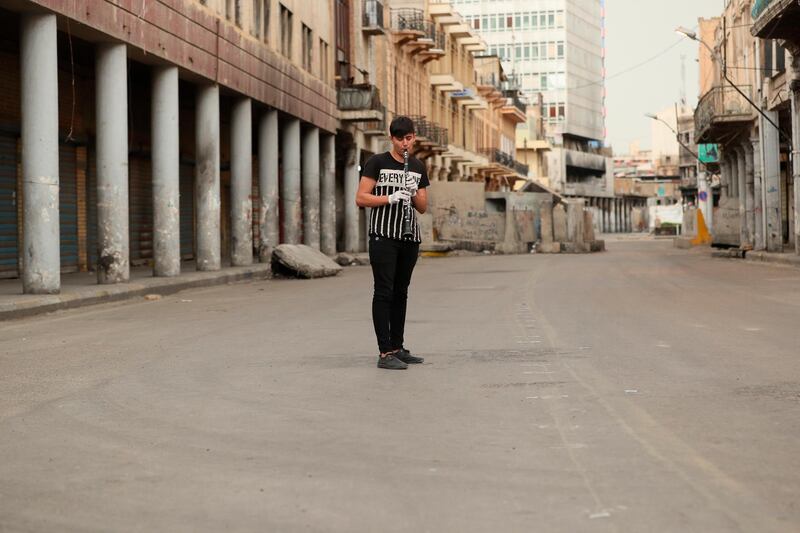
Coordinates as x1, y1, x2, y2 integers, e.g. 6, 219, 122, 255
391, 133, 416, 154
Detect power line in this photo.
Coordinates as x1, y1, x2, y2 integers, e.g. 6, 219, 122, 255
567, 36, 686, 90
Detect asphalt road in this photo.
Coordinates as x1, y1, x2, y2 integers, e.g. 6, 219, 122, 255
1, 237, 799, 532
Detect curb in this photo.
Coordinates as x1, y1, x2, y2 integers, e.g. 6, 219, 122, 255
0, 265, 273, 321
744, 250, 800, 269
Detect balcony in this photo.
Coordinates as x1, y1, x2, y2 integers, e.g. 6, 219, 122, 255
500, 95, 527, 123
751, 0, 800, 44
410, 116, 448, 155
416, 21, 446, 63
694, 85, 755, 143
390, 8, 425, 45
362, 0, 386, 36
480, 148, 529, 177
337, 84, 384, 122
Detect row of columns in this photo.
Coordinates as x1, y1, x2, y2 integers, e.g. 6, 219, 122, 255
586, 197, 633, 233
19, 13, 335, 294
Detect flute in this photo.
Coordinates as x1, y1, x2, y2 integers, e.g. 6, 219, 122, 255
402, 150, 414, 239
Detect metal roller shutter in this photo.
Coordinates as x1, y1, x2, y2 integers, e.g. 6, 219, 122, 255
59, 144, 79, 272
0, 134, 17, 278
179, 162, 195, 259
86, 147, 97, 270
129, 156, 153, 265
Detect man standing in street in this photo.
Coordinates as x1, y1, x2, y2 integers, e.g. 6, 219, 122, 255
355, 116, 430, 370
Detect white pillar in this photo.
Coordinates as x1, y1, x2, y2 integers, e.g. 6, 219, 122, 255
344, 143, 361, 252
320, 133, 336, 255
302, 126, 320, 249
791, 53, 800, 254
230, 97, 253, 266
151, 65, 180, 277
195, 84, 221, 271
751, 137, 763, 250
736, 147, 748, 248
20, 13, 60, 294
761, 110, 782, 251
744, 141, 756, 249
96, 43, 130, 283
258, 109, 279, 261
281, 118, 301, 244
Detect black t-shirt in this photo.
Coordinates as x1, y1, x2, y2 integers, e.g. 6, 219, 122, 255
361, 152, 430, 242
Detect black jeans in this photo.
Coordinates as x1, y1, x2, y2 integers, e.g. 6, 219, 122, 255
369, 235, 420, 354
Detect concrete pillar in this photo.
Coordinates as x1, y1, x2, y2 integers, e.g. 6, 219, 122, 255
736, 146, 748, 248
761, 109, 782, 251
743, 141, 756, 249
603, 198, 609, 233
258, 109, 279, 262
230, 97, 253, 266
96, 43, 130, 284
301, 126, 320, 249
344, 143, 361, 252
20, 13, 60, 294
195, 84, 221, 271
281, 118, 301, 244
151, 65, 180, 277
320, 133, 336, 255
751, 137, 764, 250
791, 53, 800, 254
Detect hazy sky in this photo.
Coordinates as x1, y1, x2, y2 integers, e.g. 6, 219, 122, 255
604, 0, 725, 154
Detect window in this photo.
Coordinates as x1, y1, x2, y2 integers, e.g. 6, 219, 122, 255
473, 18, 480, 29
280, 4, 292, 58
507, 16, 513, 28
531, 43, 539, 59
302, 24, 312, 71
548, 12, 555, 27
540, 74, 548, 90
557, 42, 564, 59
263, 0, 271, 42
319, 39, 329, 82
252, 0, 261, 37
226, 0, 242, 26
490, 15, 497, 30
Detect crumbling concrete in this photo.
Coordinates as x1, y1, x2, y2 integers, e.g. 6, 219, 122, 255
273, 245, 343, 278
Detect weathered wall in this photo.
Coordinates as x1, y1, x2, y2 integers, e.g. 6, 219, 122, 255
712, 197, 741, 246
23, 0, 338, 133
427, 183, 553, 249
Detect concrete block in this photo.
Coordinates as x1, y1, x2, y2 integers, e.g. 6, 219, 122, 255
537, 242, 561, 253
273, 244, 343, 278
553, 204, 568, 243
566, 200, 585, 245
583, 210, 595, 243
540, 205, 554, 244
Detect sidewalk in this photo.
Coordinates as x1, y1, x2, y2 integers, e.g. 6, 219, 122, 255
0, 262, 273, 321
710, 248, 800, 268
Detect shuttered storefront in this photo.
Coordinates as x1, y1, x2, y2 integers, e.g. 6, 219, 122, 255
179, 162, 195, 259
0, 135, 17, 277
59, 144, 79, 272
129, 156, 153, 265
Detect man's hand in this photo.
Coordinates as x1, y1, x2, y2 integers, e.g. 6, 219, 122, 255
388, 189, 412, 205
405, 174, 418, 196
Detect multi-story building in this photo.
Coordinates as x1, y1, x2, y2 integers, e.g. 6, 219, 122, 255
452, 0, 610, 205
0, 0, 338, 293
750, 0, 800, 255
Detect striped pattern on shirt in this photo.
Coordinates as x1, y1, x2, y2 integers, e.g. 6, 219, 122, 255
361, 152, 429, 243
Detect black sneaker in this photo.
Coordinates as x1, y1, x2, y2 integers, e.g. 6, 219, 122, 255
377, 354, 408, 370
395, 348, 424, 364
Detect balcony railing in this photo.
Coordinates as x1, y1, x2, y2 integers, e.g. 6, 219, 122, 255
391, 8, 425, 32
337, 84, 382, 111
409, 115, 448, 148
695, 85, 754, 141
506, 95, 526, 114
752, 0, 774, 19
421, 21, 445, 50
477, 73, 503, 90
481, 148, 529, 176
363, 0, 385, 33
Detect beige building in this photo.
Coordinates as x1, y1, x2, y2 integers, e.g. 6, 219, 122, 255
696, 0, 799, 254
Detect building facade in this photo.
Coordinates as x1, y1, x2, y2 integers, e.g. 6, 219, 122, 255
452, 0, 612, 214
695, 0, 800, 254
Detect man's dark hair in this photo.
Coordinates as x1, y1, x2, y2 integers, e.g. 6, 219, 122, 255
389, 116, 415, 139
